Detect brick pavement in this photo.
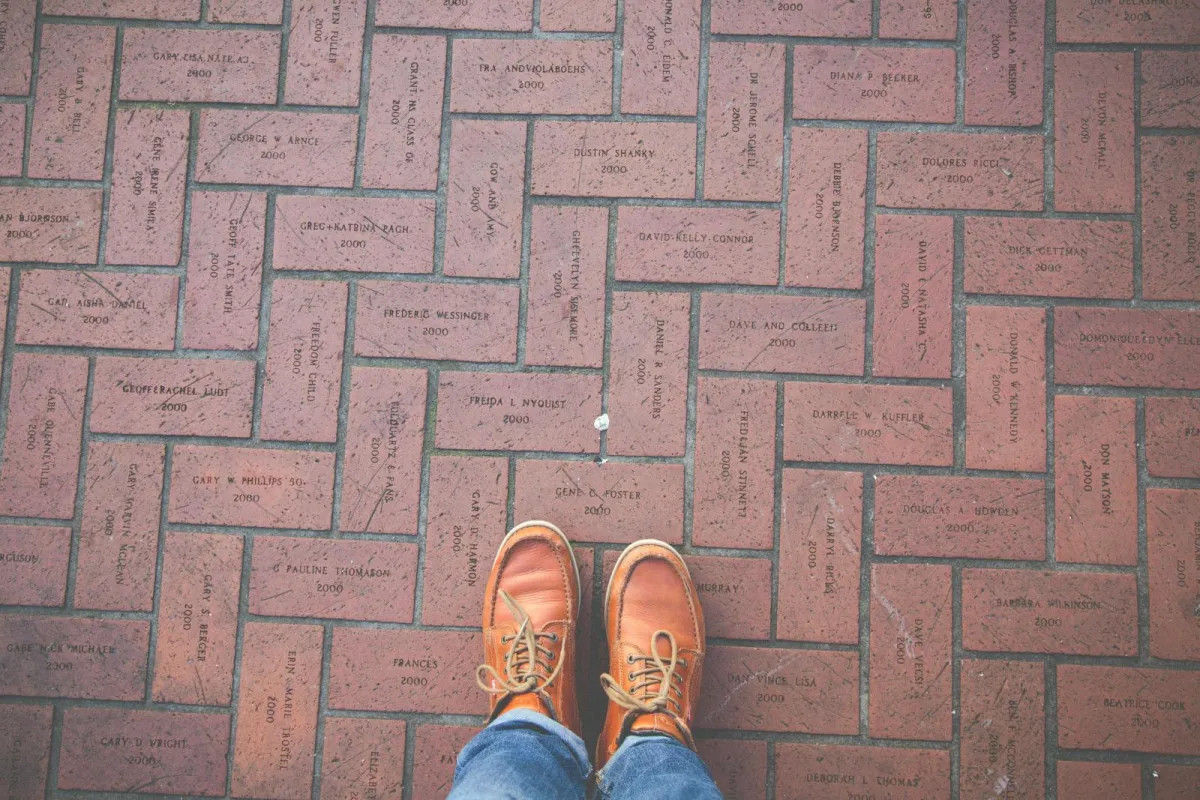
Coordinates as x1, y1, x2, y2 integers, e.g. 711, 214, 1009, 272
0, 0, 1198, 797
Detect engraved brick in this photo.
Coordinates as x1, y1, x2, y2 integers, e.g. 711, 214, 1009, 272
874, 475, 1046, 559
1148, 489, 1200, 660
965, 0, 1044, 125
960, 660, 1044, 800
1057, 0, 1200, 44
616, 207, 780, 285
0, 616, 149, 699
697, 646, 858, 733
881, 0, 956, 39
422, 456, 508, 626
152, 532, 242, 706
330, 629, 486, 714
209, 0, 281, 22
59, 709, 229, 796
774, 744, 950, 800
1058, 762, 1142, 799
262, 279, 347, 443
196, 109, 357, 187
106, 110, 189, 266
786, 128, 867, 288
541, 0, 615, 30
119, 28, 280, 104
526, 205, 607, 368
0, 354, 87, 519
75, 443, 165, 612
340, 367, 426, 535
514, 459, 684, 544
91, 356, 255, 437
1142, 53, 1200, 128
1057, 666, 1200, 755
1147, 397, 1200, 478
1156, 766, 1200, 799
376, 0, 531, 29
873, 213, 953, 378
444, 120, 526, 278
1142, 137, 1200, 300
704, 42, 785, 202
869, 563, 952, 741
0, 188, 102, 264
362, 34, 446, 191
0, 268, 7, 358
0, 0, 34, 94
1055, 53, 1135, 213
0, 705, 51, 800
877, 132, 1044, 211
168, 445, 334, 530
285, 0, 366, 106
693, 378, 775, 549
411, 726, 477, 799
29, 25, 114, 180
0, 105, 25, 176
783, 382, 953, 466
451, 39, 611, 114
607, 291, 690, 457
0, 525, 69, 607
1054, 307, 1200, 389
16, 270, 177, 350
274, 196, 435, 273
355, 281, 517, 362
231, 623, 323, 800
532, 121, 697, 199
321, 718, 406, 800
793, 46, 955, 122
43, 0, 198, 19
183, 191, 265, 351
711, 0, 869, 36
779, 469, 861, 645
697, 740, 767, 800
621, 0, 700, 115
1055, 396, 1138, 565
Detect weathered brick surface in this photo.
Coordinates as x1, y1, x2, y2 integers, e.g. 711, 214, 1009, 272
119, 28, 281, 104
793, 46, 956, 122
1141, 137, 1200, 300
1054, 53, 1135, 214
29, 25, 114, 181
959, 659, 1044, 799
0, 525, 69, 607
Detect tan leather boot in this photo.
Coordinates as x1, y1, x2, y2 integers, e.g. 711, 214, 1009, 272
596, 539, 705, 769
476, 521, 582, 736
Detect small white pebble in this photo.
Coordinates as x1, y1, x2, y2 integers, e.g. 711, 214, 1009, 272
594, 413, 610, 431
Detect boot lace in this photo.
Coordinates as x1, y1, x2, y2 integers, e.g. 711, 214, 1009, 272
476, 590, 565, 701
600, 630, 696, 749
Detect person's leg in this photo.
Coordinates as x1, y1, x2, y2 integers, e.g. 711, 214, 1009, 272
448, 709, 588, 800
595, 734, 722, 800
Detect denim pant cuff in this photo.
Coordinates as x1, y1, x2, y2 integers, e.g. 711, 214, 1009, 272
481, 708, 592, 776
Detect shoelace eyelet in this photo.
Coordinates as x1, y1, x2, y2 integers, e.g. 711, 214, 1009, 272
548, 632, 558, 642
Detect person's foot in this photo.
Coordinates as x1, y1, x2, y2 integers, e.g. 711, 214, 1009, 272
596, 539, 706, 769
476, 521, 582, 736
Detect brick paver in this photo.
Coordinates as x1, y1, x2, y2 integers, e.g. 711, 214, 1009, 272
0, 1, 1198, 798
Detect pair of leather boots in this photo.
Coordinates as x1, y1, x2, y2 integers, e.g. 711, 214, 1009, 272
475, 521, 706, 769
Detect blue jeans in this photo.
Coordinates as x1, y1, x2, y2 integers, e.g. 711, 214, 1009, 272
447, 709, 723, 800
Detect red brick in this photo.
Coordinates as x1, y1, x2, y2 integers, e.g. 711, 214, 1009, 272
686, 556, 772, 639
880, 0, 957, 39
0, 354, 87, 519
29, 25, 114, 180
693, 378, 775, 549
16, 270, 177, 349
274, 196, 435, 273
411, 726, 477, 799
874, 475, 1046, 559
321, 718, 406, 800
621, 0, 700, 115
1141, 137, 1200, 300
284, 0, 366, 106
877, 132, 1045, 211
793, 46, 955, 123
0, 616, 149, 699
106, 110, 189, 266
1058, 762, 1142, 799
0, 104, 25, 177
873, 213, 954, 378
1054, 53, 1135, 213
0, 525, 69, 607
1147, 397, 1200, 478
377, 0, 531, 28
531, 121, 697, 199
330, 629, 486, 714
710, 0, 869, 36
262, 279, 347, 443
1142, 53, 1200, 128
774, 744, 950, 800
514, 459, 684, 545
783, 382, 953, 466
168, 445, 334, 530
0, 0, 34, 94
444, 120, 526, 278
1055, 396, 1138, 565
231, 623, 323, 800
541, 0, 614, 30
43, 0, 198, 18
1148, 489, 1200, 660
965, 0, 1044, 125
1057, 0, 1200, 44
91, 356, 254, 437
152, 532, 242, 706
607, 291, 690, 457
421, 456, 507, 627
697, 646, 859, 733
964, 218, 1133, 299
451, 39, 611, 114
437, 372, 600, 453
1156, 766, 1200, 799
960, 659, 1044, 800
0, 705, 52, 800
355, 281, 518, 362
75, 443, 165, 612
340, 366, 426, 534
209, 0, 281, 22
704, 42, 785, 202
1057, 666, 1200, 755
1054, 307, 1200, 389
965, 306, 1047, 472
868, 563, 952, 741
785, 128, 867, 288
526, 205, 607, 368
119, 28, 280, 104
0, 188, 102, 264
362, 34, 446, 191
59, 708, 229, 796
616, 207, 780, 285
697, 740, 767, 800
196, 110, 357, 187
779, 469, 861, 645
